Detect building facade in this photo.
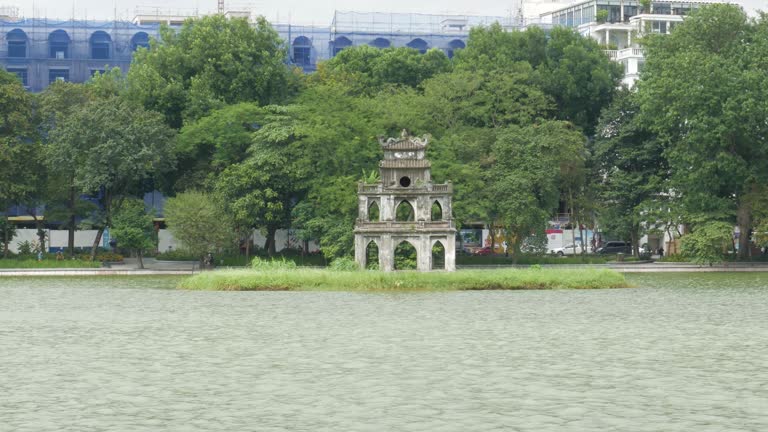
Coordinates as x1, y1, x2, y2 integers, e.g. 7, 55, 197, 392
1, 9, 516, 88
541, 0, 723, 87
0, 15, 160, 92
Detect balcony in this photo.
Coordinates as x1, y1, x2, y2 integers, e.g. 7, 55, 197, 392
616, 47, 644, 60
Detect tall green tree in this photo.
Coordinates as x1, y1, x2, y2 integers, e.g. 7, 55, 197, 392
317, 45, 451, 94
491, 121, 587, 259
111, 198, 155, 269
637, 4, 768, 258
592, 89, 666, 255
455, 24, 622, 134
214, 111, 302, 257
38, 82, 95, 256
164, 191, 235, 265
47, 96, 176, 259
128, 15, 293, 128
0, 69, 47, 250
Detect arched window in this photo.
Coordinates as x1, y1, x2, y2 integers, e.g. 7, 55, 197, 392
292, 36, 312, 66
407, 38, 429, 54
432, 241, 446, 270
431, 201, 443, 221
369, 38, 391, 49
49, 30, 70, 59
446, 39, 465, 59
394, 241, 417, 270
332, 36, 352, 56
130, 32, 150, 52
7, 29, 27, 58
365, 241, 379, 270
368, 201, 380, 222
395, 200, 415, 222
90, 31, 112, 60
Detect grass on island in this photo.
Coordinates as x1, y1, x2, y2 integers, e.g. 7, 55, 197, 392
178, 267, 628, 291
0, 259, 102, 269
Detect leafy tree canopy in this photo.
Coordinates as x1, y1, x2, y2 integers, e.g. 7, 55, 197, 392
637, 4, 768, 257
128, 15, 294, 128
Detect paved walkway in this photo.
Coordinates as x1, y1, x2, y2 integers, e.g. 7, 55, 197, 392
3, 259, 768, 276
0, 258, 200, 277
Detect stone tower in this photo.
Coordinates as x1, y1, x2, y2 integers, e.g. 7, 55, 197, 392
354, 131, 456, 271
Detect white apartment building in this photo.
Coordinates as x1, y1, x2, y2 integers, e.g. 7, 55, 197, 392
540, 0, 727, 87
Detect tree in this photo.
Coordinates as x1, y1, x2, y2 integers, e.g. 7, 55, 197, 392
455, 24, 622, 135
0, 217, 16, 258
637, 5, 768, 258
164, 191, 235, 265
128, 15, 294, 128
681, 221, 733, 265
0, 69, 47, 251
175, 103, 283, 190
592, 89, 666, 255
47, 96, 176, 259
214, 111, 301, 257
491, 121, 587, 260
111, 198, 155, 269
317, 45, 451, 94
38, 81, 95, 256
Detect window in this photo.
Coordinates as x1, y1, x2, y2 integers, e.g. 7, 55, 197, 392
332, 36, 352, 56
130, 32, 150, 51
49, 30, 70, 59
90, 31, 112, 59
7, 29, 27, 58
406, 38, 428, 54
369, 38, 391, 49
49, 69, 69, 84
6, 68, 27, 86
652, 3, 671, 15
292, 36, 311, 66
652, 21, 668, 34
445, 39, 465, 59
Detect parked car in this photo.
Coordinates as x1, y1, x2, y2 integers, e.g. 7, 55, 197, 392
596, 241, 632, 255
474, 246, 493, 256
550, 243, 585, 256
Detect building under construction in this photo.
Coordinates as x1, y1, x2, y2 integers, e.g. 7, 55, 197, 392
0, 5, 526, 89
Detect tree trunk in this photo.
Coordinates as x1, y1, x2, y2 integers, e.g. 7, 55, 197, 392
68, 184, 76, 257
2, 228, 8, 258
245, 231, 251, 263
631, 224, 640, 257
266, 227, 277, 257
31, 213, 46, 253
137, 250, 144, 269
737, 200, 752, 259
91, 226, 105, 261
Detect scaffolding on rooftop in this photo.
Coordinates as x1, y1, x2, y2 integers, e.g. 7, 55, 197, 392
330, 10, 517, 37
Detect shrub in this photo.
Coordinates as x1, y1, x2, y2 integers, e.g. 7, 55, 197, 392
329, 257, 360, 271
17, 240, 34, 256
250, 256, 297, 270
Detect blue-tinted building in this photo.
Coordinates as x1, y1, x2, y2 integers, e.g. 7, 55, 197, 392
2, 10, 517, 88
0, 16, 160, 91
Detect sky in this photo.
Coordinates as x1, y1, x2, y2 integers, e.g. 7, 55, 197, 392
3, 0, 764, 24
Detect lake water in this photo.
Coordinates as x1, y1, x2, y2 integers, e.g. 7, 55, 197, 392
1, 274, 767, 431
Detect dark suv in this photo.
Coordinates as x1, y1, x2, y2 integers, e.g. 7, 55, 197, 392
596, 241, 632, 255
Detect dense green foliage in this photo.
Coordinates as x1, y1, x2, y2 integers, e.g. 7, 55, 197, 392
637, 4, 768, 259
111, 199, 156, 269
3, 5, 767, 265
164, 191, 236, 262
128, 15, 294, 128
178, 268, 628, 291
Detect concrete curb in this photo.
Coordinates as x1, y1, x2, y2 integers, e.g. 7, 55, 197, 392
0, 269, 196, 276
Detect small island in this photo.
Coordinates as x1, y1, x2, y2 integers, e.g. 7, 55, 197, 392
178, 267, 628, 291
